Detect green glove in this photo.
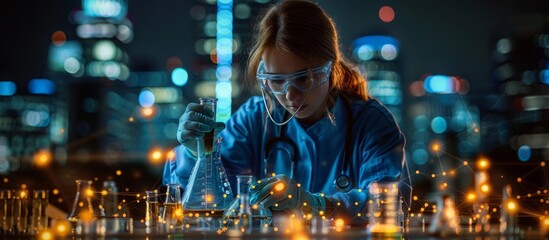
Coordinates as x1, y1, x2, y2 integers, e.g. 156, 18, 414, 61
249, 174, 325, 215
177, 103, 225, 156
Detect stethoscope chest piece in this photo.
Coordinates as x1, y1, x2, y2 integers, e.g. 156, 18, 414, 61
334, 173, 351, 192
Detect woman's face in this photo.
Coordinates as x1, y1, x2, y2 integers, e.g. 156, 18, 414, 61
262, 48, 330, 125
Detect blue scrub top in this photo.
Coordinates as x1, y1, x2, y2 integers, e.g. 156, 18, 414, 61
163, 96, 406, 224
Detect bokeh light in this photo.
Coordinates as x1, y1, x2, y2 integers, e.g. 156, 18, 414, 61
51, 31, 66, 46
171, 68, 189, 86
379, 6, 395, 23
517, 145, 532, 162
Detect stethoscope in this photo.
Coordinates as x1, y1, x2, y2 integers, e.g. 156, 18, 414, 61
264, 97, 354, 192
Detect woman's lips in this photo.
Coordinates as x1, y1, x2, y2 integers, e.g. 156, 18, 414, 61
289, 105, 307, 111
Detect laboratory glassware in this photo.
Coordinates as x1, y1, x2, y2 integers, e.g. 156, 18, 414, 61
68, 179, 103, 235
100, 181, 118, 217
162, 183, 183, 230
145, 190, 160, 229
367, 181, 400, 234
181, 98, 234, 228
223, 175, 272, 233
428, 194, 460, 235
30, 190, 49, 234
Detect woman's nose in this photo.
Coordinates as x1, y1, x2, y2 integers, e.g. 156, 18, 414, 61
285, 85, 303, 102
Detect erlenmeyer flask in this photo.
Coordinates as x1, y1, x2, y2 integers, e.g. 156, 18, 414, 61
222, 175, 272, 233
181, 98, 234, 227
68, 179, 103, 234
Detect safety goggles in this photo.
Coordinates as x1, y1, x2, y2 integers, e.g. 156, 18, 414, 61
256, 61, 332, 95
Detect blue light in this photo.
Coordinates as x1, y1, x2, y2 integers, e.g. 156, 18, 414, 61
171, 68, 189, 86
28, 78, 55, 95
517, 145, 531, 162
541, 70, 549, 85
352, 35, 400, 51
138, 90, 155, 107
424, 75, 453, 94
412, 148, 428, 165
0, 81, 16, 96
216, 81, 232, 98
431, 116, 447, 134
413, 115, 429, 131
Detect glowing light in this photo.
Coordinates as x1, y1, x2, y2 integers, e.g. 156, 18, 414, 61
171, 68, 189, 86
205, 194, 213, 203
149, 148, 164, 165
506, 200, 517, 212
477, 158, 490, 170
334, 218, 345, 232
85, 188, 94, 197
39, 230, 53, 240
166, 150, 176, 161
29, 78, 55, 95
432, 143, 440, 151
480, 184, 490, 193
517, 145, 532, 162
0, 81, 16, 96
413, 196, 418, 201
138, 90, 155, 107
53, 189, 59, 195
52, 31, 66, 46
379, 6, 395, 23
34, 149, 52, 167
431, 116, 447, 134
54, 220, 70, 236
101, 190, 108, 196
116, 170, 122, 176
92, 40, 116, 61
467, 192, 476, 201
141, 107, 155, 118
463, 161, 468, 166
274, 182, 286, 192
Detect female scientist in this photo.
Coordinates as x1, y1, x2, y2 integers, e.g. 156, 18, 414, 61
163, 0, 408, 224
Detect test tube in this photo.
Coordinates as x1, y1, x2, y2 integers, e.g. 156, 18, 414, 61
0, 190, 14, 233
199, 97, 217, 153
31, 190, 49, 234
13, 190, 29, 234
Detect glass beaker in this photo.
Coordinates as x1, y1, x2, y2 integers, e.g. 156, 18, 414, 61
68, 179, 103, 235
100, 181, 118, 217
367, 181, 400, 234
223, 175, 272, 233
161, 184, 183, 230
30, 190, 49, 234
428, 194, 460, 235
145, 190, 160, 229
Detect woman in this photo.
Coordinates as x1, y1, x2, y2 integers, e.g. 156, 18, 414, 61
163, 0, 407, 225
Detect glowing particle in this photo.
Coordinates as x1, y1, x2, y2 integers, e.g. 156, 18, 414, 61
53, 189, 59, 195
274, 182, 286, 192
517, 178, 522, 183
463, 161, 468, 166
415, 170, 420, 174
116, 170, 122, 176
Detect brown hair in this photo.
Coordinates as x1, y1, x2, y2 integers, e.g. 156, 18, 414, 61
246, 0, 369, 109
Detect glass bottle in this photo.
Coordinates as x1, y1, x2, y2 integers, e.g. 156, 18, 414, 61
67, 179, 102, 234
223, 175, 272, 233
162, 183, 182, 230
181, 98, 234, 228
100, 181, 118, 217
0, 190, 14, 234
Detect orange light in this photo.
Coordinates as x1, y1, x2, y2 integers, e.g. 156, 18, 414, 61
166, 150, 176, 161
141, 107, 155, 118
116, 170, 122, 176
274, 182, 286, 192
467, 192, 476, 201
432, 144, 440, 151
334, 218, 345, 232
34, 149, 52, 168
85, 188, 94, 197
205, 194, 213, 203
379, 6, 395, 23
506, 200, 517, 212
477, 158, 490, 170
480, 184, 490, 193
149, 148, 164, 165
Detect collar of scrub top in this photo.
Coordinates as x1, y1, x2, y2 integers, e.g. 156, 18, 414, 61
264, 95, 355, 192
256, 60, 332, 95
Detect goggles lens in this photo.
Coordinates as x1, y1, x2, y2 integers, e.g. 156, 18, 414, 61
257, 61, 332, 95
